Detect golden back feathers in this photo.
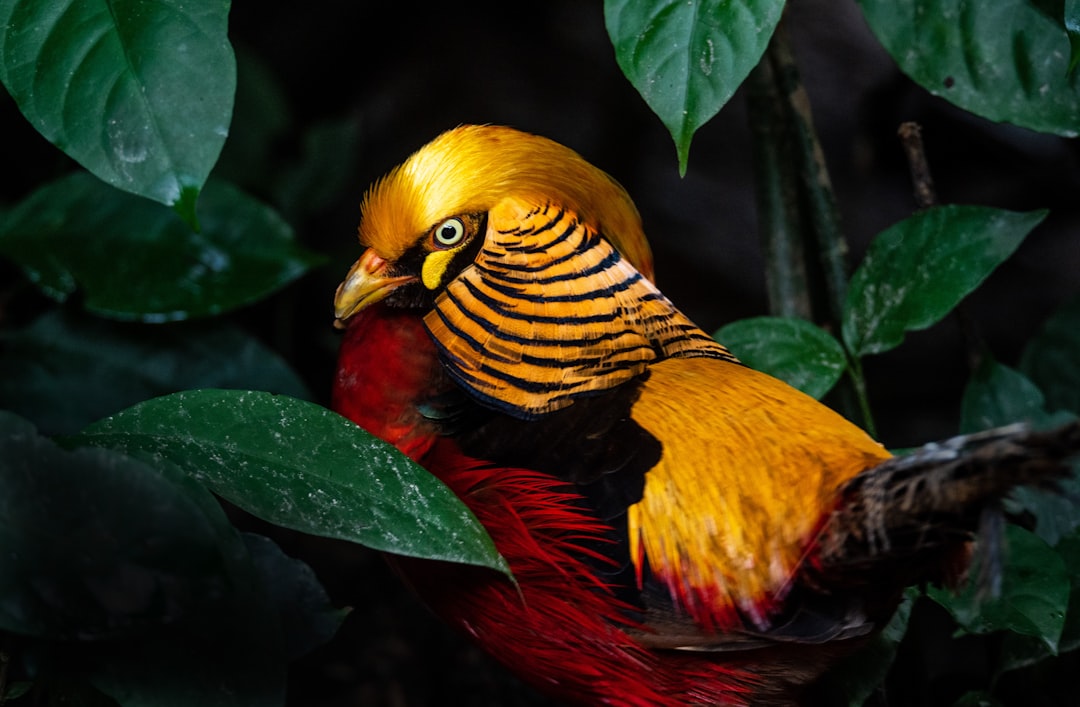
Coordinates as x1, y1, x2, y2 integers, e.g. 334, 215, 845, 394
628, 358, 891, 629
359, 125, 655, 279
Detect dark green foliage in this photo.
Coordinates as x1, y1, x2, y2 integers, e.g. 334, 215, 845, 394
2, 0, 1080, 705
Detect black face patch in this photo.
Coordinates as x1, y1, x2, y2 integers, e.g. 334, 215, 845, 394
384, 212, 489, 310
432, 211, 487, 285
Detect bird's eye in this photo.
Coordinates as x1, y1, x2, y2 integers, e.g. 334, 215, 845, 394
433, 218, 466, 248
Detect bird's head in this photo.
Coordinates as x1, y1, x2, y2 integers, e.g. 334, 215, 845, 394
333, 124, 653, 326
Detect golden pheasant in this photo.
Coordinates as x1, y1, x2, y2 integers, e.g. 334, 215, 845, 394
331, 125, 1079, 705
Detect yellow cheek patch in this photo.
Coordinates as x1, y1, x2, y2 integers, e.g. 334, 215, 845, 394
422, 249, 459, 290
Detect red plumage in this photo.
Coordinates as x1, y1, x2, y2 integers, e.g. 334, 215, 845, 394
333, 304, 762, 705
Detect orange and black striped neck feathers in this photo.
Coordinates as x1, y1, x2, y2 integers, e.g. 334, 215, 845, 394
424, 197, 737, 419
357, 125, 656, 280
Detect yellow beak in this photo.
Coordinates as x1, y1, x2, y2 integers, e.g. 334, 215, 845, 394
333, 248, 417, 328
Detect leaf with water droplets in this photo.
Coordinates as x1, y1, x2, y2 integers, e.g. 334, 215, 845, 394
929, 525, 1069, 653
605, 0, 785, 173
858, 0, 1080, 137
0, 0, 235, 226
842, 205, 1044, 358
715, 316, 847, 400
0, 173, 324, 321
72, 390, 509, 575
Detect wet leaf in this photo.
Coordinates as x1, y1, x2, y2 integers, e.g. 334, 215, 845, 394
998, 531, 1080, 672
858, 0, 1080, 137
929, 525, 1069, 652
715, 316, 847, 400
0, 173, 324, 321
1020, 293, 1080, 417
74, 390, 510, 575
0, 308, 311, 436
842, 205, 1044, 357
0, 0, 235, 226
960, 359, 1080, 546
605, 0, 785, 173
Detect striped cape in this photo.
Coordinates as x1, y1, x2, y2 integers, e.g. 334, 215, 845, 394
424, 196, 737, 418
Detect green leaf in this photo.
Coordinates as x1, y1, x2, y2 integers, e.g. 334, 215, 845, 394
857, 0, 1080, 137
929, 525, 1069, 652
0, 309, 312, 436
952, 692, 1002, 707
960, 359, 1080, 546
714, 316, 847, 399
1020, 294, 1080, 417
0, 0, 235, 227
0, 410, 315, 705
604, 0, 785, 173
998, 531, 1080, 672
73, 390, 510, 576
1, 681, 32, 702
0, 173, 325, 321
1067, 0, 1080, 75
0, 411, 238, 640
959, 359, 1072, 434
842, 205, 1045, 357
241, 533, 346, 661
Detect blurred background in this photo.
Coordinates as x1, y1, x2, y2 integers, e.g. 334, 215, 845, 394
3, 0, 1079, 704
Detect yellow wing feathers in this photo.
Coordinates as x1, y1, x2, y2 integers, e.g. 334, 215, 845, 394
628, 358, 891, 628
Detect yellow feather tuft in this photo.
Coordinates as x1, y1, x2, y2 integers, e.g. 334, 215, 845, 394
358, 125, 655, 279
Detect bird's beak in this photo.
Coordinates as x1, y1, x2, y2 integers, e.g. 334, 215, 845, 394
333, 248, 417, 328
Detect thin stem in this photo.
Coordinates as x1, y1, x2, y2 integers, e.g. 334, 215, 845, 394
766, 25, 851, 329
898, 122, 937, 210
747, 53, 812, 319
846, 355, 878, 439
753, 20, 872, 430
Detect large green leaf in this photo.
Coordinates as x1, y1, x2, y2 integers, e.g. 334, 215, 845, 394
605, 0, 785, 173
0, 411, 237, 640
241, 533, 346, 662
858, 0, 1080, 137
0, 410, 287, 706
1020, 294, 1080, 417
960, 359, 1080, 546
714, 316, 847, 400
929, 525, 1069, 652
842, 205, 1045, 358
0, 309, 312, 436
0, 173, 324, 321
74, 390, 510, 575
0, 0, 235, 227
997, 530, 1080, 673
1067, 0, 1080, 74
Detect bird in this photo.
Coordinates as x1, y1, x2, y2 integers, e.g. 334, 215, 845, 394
331, 124, 1080, 705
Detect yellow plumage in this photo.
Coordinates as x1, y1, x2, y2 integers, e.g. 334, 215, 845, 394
628, 357, 890, 627
360, 125, 654, 279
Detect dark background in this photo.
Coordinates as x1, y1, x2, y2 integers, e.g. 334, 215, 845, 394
4, 1, 1079, 704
